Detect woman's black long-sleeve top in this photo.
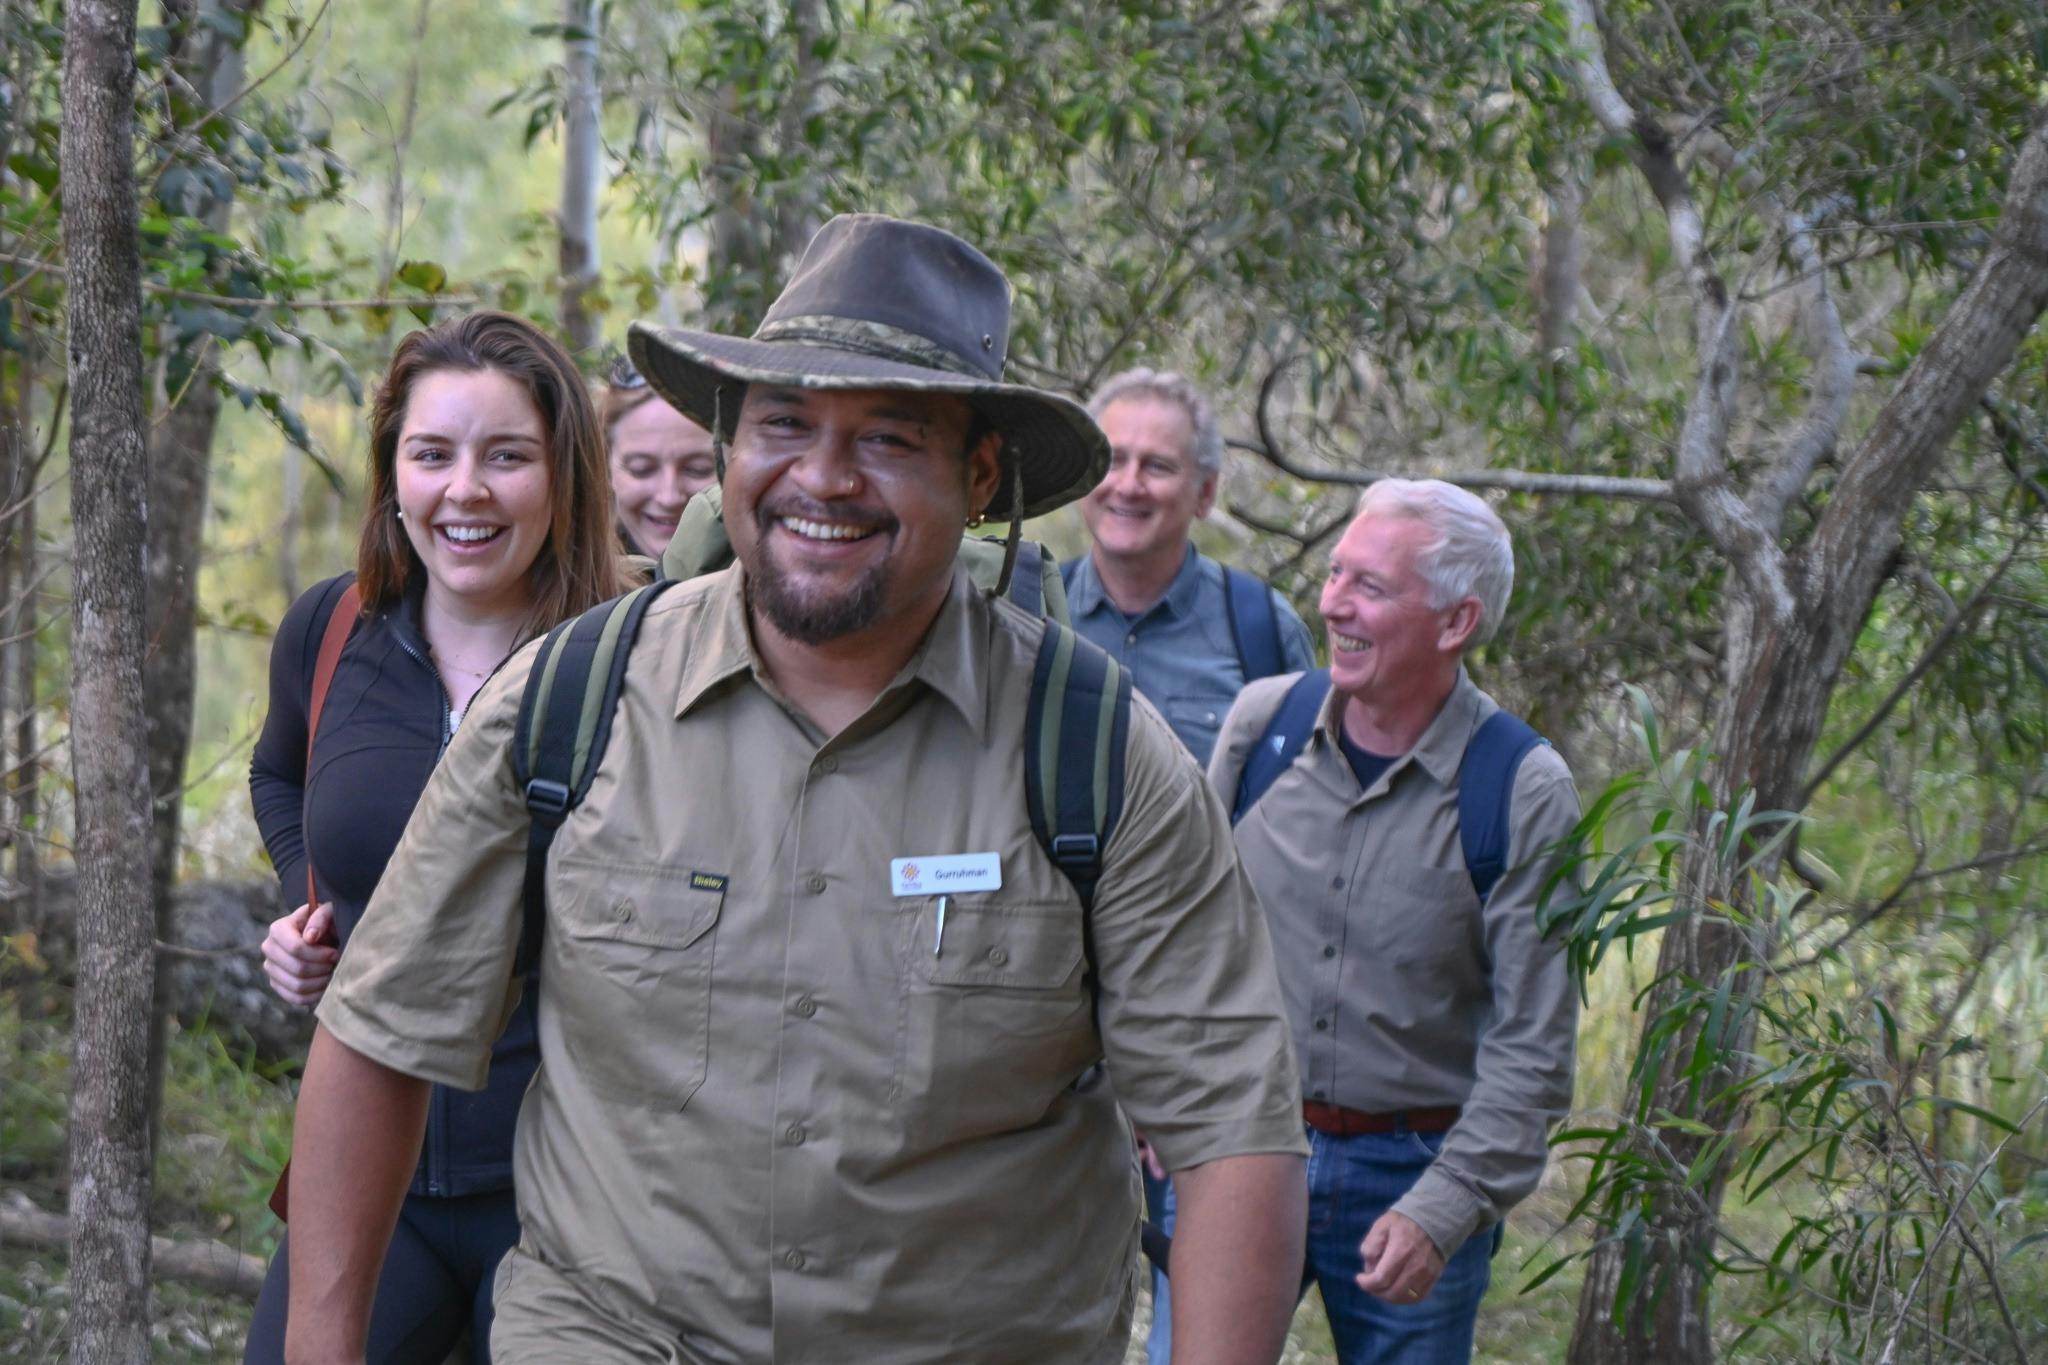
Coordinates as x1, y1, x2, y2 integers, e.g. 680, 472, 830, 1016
249, 572, 539, 1197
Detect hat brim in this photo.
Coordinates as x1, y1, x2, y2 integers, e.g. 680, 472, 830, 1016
628, 321, 1107, 522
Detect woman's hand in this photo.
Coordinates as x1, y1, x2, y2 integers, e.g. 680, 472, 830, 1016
261, 902, 339, 1008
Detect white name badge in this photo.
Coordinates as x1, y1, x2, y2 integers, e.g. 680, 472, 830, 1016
891, 852, 1002, 897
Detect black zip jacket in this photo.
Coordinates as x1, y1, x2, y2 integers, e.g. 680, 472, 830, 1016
249, 571, 538, 1198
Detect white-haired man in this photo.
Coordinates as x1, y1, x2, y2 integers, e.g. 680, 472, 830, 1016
1210, 479, 1580, 1364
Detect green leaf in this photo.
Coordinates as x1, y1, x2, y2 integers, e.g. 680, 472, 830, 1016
395, 260, 448, 294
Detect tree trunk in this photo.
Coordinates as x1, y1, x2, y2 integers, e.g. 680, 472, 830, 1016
143, 0, 250, 1168
60, 0, 157, 1360
1567, 113, 2048, 1364
557, 0, 601, 356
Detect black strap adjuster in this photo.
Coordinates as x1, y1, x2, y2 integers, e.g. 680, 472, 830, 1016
1049, 833, 1100, 868
524, 778, 572, 824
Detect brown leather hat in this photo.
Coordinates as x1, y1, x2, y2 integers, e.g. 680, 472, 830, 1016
628, 215, 1108, 521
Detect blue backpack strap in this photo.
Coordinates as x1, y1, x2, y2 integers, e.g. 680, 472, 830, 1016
1457, 709, 1548, 903
1222, 566, 1287, 682
510, 580, 677, 973
1006, 540, 1046, 617
1230, 669, 1330, 824
1024, 622, 1133, 915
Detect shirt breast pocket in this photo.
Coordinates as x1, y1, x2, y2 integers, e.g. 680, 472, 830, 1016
893, 897, 1095, 1140
1163, 694, 1233, 760
547, 857, 723, 1108
1370, 863, 1481, 973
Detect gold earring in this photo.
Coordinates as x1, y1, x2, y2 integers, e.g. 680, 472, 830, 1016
966, 510, 985, 529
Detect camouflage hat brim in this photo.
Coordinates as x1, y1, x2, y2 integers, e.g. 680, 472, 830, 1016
628, 319, 1108, 523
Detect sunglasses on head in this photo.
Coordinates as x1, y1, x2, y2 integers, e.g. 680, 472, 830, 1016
608, 355, 648, 390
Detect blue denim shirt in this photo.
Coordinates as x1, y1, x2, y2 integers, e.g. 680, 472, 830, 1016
1064, 545, 1317, 765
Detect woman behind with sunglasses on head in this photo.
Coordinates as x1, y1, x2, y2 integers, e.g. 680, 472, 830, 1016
600, 357, 718, 558
244, 312, 628, 1364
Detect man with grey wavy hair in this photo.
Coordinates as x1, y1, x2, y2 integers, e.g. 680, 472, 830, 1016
1211, 477, 1580, 1364
1064, 367, 1317, 1365
1065, 368, 1315, 766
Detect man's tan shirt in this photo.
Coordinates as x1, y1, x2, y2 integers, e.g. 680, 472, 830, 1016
319, 563, 1306, 1363
1210, 670, 1579, 1258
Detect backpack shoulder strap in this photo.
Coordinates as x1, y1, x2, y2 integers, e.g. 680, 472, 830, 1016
510, 580, 678, 973
1457, 708, 1548, 903
302, 578, 362, 913
1230, 669, 1330, 824
1006, 540, 1046, 618
1024, 622, 1133, 916
1221, 565, 1286, 682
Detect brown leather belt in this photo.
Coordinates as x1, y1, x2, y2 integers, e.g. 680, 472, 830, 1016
1303, 1101, 1461, 1136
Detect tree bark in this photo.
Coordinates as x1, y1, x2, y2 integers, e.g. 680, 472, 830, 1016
1566, 112, 2048, 1365
60, 0, 157, 1360
144, 0, 252, 1170
557, 0, 602, 356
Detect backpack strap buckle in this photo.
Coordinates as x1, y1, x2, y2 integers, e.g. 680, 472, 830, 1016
1049, 833, 1101, 868
524, 777, 573, 825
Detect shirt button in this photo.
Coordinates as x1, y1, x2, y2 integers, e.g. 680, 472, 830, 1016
805, 873, 827, 895
612, 897, 634, 921
792, 996, 817, 1018
785, 1123, 807, 1146
1331, 876, 1344, 890
782, 1249, 805, 1271
1126, 633, 1137, 646
816, 756, 838, 775
986, 945, 1009, 966
1314, 1018, 1330, 1032
1322, 945, 1336, 959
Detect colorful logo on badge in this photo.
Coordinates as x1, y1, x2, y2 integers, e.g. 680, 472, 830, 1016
899, 862, 920, 886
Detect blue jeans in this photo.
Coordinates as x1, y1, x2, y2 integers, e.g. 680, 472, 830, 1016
1304, 1126, 1497, 1365
1143, 1164, 1175, 1365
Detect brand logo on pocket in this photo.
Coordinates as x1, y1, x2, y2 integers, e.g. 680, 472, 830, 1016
690, 871, 728, 892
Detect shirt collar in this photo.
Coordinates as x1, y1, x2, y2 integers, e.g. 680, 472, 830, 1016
1067, 543, 1204, 622
1157, 543, 1208, 620
1315, 667, 1487, 790
673, 560, 992, 744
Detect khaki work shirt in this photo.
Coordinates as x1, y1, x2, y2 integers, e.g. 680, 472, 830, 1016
1210, 670, 1579, 1258
320, 563, 1306, 1364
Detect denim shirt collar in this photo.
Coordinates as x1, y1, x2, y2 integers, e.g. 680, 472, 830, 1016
1069, 542, 1205, 623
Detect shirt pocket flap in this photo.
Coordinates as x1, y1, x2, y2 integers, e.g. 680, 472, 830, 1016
922, 900, 1083, 990
552, 858, 725, 950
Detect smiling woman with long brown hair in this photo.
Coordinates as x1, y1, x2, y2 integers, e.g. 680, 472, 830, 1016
243, 312, 628, 1364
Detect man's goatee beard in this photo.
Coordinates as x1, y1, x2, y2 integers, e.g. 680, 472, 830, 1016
747, 558, 888, 645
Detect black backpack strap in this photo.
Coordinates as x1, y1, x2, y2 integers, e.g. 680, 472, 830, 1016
1230, 669, 1330, 824
1006, 541, 1046, 617
1024, 622, 1133, 916
510, 580, 677, 973
1456, 709, 1548, 903
1221, 565, 1287, 682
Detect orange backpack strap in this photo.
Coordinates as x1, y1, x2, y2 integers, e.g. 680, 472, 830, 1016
302, 580, 362, 915
270, 580, 361, 1224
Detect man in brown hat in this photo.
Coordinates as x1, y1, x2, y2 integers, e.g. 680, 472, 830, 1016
282, 215, 1308, 1364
